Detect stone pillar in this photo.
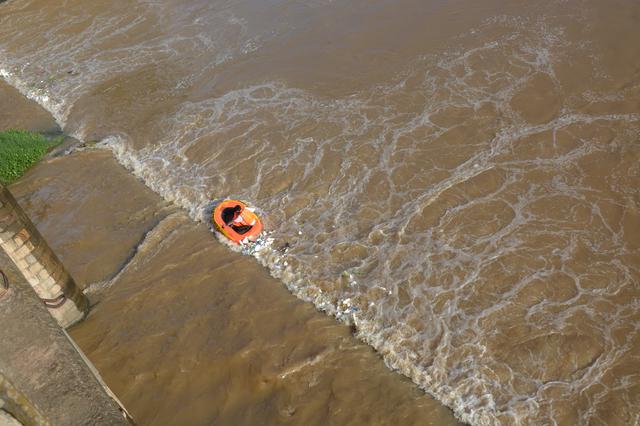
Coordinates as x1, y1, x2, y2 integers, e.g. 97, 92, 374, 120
0, 185, 88, 328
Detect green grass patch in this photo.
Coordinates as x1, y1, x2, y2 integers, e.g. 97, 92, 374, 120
0, 130, 62, 184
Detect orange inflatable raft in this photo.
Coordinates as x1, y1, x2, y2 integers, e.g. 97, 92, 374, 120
212, 200, 263, 244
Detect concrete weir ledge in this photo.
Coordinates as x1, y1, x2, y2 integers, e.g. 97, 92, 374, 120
0, 183, 131, 425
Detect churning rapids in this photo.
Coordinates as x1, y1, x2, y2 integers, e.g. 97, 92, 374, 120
1, 0, 639, 424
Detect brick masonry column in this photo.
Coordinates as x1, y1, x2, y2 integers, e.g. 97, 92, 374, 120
0, 185, 88, 328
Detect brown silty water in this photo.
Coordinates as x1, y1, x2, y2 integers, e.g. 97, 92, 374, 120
1, 0, 639, 424
9, 147, 459, 426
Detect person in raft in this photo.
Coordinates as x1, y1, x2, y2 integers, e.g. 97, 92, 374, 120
226, 204, 257, 234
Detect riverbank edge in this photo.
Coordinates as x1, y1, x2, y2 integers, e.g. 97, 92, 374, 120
0, 84, 132, 423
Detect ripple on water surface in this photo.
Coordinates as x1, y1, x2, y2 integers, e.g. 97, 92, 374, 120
1, 0, 639, 423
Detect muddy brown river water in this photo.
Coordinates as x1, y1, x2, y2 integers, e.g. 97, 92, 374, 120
1, 0, 640, 424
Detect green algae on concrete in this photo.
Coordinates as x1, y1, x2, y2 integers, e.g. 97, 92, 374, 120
0, 130, 62, 184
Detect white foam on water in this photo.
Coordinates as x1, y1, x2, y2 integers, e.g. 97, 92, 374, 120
0, 0, 266, 128
2, 3, 639, 424
0, 66, 66, 125
93, 16, 640, 424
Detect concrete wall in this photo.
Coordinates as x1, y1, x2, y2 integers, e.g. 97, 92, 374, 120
0, 246, 130, 425
0, 373, 49, 425
0, 185, 87, 328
